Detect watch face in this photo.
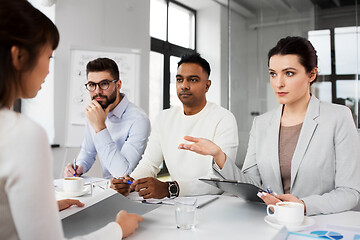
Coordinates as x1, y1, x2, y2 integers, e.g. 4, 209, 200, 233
170, 184, 178, 194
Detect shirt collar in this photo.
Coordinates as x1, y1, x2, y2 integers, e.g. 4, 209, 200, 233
108, 93, 129, 119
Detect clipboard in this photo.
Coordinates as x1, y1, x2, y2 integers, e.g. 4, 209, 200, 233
199, 178, 266, 203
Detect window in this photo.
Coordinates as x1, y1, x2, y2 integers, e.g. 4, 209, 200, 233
309, 27, 360, 126
334, 27, 360, 74
169, 55, 182, 107
168, 2, 195, 49
149, 0, 196, 123
308, 30, 331, 75
150, 0, 167, 41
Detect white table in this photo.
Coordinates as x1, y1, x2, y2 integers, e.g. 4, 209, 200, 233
56, 178, 360, 239
55, 177, 116, 219
127, 195, 360, 240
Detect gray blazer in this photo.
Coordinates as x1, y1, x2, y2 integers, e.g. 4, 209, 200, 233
214, 96, 360, 215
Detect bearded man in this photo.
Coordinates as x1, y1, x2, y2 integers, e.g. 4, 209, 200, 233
64, 57, 150, 179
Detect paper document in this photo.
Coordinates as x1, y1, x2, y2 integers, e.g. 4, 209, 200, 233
273, 224, 360, 240
127, 192, 219, 208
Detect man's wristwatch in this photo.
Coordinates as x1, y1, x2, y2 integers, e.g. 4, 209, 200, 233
168, 181, 179, 198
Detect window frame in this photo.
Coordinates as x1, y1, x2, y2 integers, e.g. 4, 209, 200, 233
313, 28, 359, 126
150, 0, 197, 110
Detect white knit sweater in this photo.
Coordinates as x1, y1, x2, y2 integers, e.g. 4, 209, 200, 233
131, 102, 239, 196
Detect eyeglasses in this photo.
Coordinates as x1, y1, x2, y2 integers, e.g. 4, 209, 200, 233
85, 79, 118, 92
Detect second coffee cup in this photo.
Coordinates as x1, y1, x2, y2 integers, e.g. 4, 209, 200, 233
266, 202, 304, 226
63, 177, 84, 192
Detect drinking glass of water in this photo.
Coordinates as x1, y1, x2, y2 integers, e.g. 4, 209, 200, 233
175, 197, 197, 230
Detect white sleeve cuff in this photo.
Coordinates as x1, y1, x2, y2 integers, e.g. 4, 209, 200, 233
74, 222, 123, 240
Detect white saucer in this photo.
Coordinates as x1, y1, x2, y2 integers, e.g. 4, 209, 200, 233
264, 215, 315, 232
55, 186, 90, 197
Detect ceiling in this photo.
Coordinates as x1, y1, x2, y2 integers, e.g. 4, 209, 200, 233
232, 0, 358, 12
175, 0, 358, 19
232, 0, 314, 14
310, 0, 358, 9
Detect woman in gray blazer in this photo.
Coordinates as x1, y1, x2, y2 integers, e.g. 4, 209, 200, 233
178, 36, 360, 216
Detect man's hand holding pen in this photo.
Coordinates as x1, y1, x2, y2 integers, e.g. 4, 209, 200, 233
110, 175, 134, 196
64, 162, 84, 177
111, 176, 170, 199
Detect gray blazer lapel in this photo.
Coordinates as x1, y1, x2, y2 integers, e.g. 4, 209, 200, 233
267, 105, 283, 189
290, 96, 320, 189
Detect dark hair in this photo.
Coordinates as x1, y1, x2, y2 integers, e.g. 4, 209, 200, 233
268, 36, 318, 83
177, 53, 211, 77
0, 0, 59, 108
86, 57, 120, 80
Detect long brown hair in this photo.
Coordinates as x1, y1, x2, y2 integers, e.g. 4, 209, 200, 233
0, 0, 60, 108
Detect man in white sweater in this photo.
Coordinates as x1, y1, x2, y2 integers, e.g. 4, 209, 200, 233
111, 53, 239, 198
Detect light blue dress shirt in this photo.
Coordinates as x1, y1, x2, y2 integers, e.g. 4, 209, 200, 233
77, 94, 151, 179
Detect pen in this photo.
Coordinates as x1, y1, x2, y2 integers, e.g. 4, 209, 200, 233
73, 158, 76, 177
114, 177, 133, 185
141, 199, 162, 204
266, 186, 278, 196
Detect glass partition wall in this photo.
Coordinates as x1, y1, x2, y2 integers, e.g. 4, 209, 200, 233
227, 0, 360, 166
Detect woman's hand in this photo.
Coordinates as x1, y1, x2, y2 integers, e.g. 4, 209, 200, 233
257, 192, 281, 206
57, 199, 84, 211
178, 136, 227, 168
116, 210, 143, 238
257, 192, 306, 213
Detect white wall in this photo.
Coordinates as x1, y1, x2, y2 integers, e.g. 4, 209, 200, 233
52, 0, 150, 177
22, 0, 56, 143
228, 10, 249, 166
197, 4, 227, 106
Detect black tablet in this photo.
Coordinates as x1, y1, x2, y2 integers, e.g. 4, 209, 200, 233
199, 178, 265, 203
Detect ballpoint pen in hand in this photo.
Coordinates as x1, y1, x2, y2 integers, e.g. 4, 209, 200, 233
114, 176, 133, 185
266, 186, 278, 196
73, 158, 76, 177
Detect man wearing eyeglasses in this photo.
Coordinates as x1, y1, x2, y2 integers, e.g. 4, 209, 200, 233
64, 57, 150, 179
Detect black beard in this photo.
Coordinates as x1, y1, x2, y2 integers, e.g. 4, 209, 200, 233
92, 89, 117, 109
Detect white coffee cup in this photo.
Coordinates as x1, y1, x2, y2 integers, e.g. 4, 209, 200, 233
63, 177, 84, 192
266, 202, 304, 226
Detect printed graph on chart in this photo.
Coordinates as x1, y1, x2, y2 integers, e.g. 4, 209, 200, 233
310, 231, 344, 239
287, 225, 360, 240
